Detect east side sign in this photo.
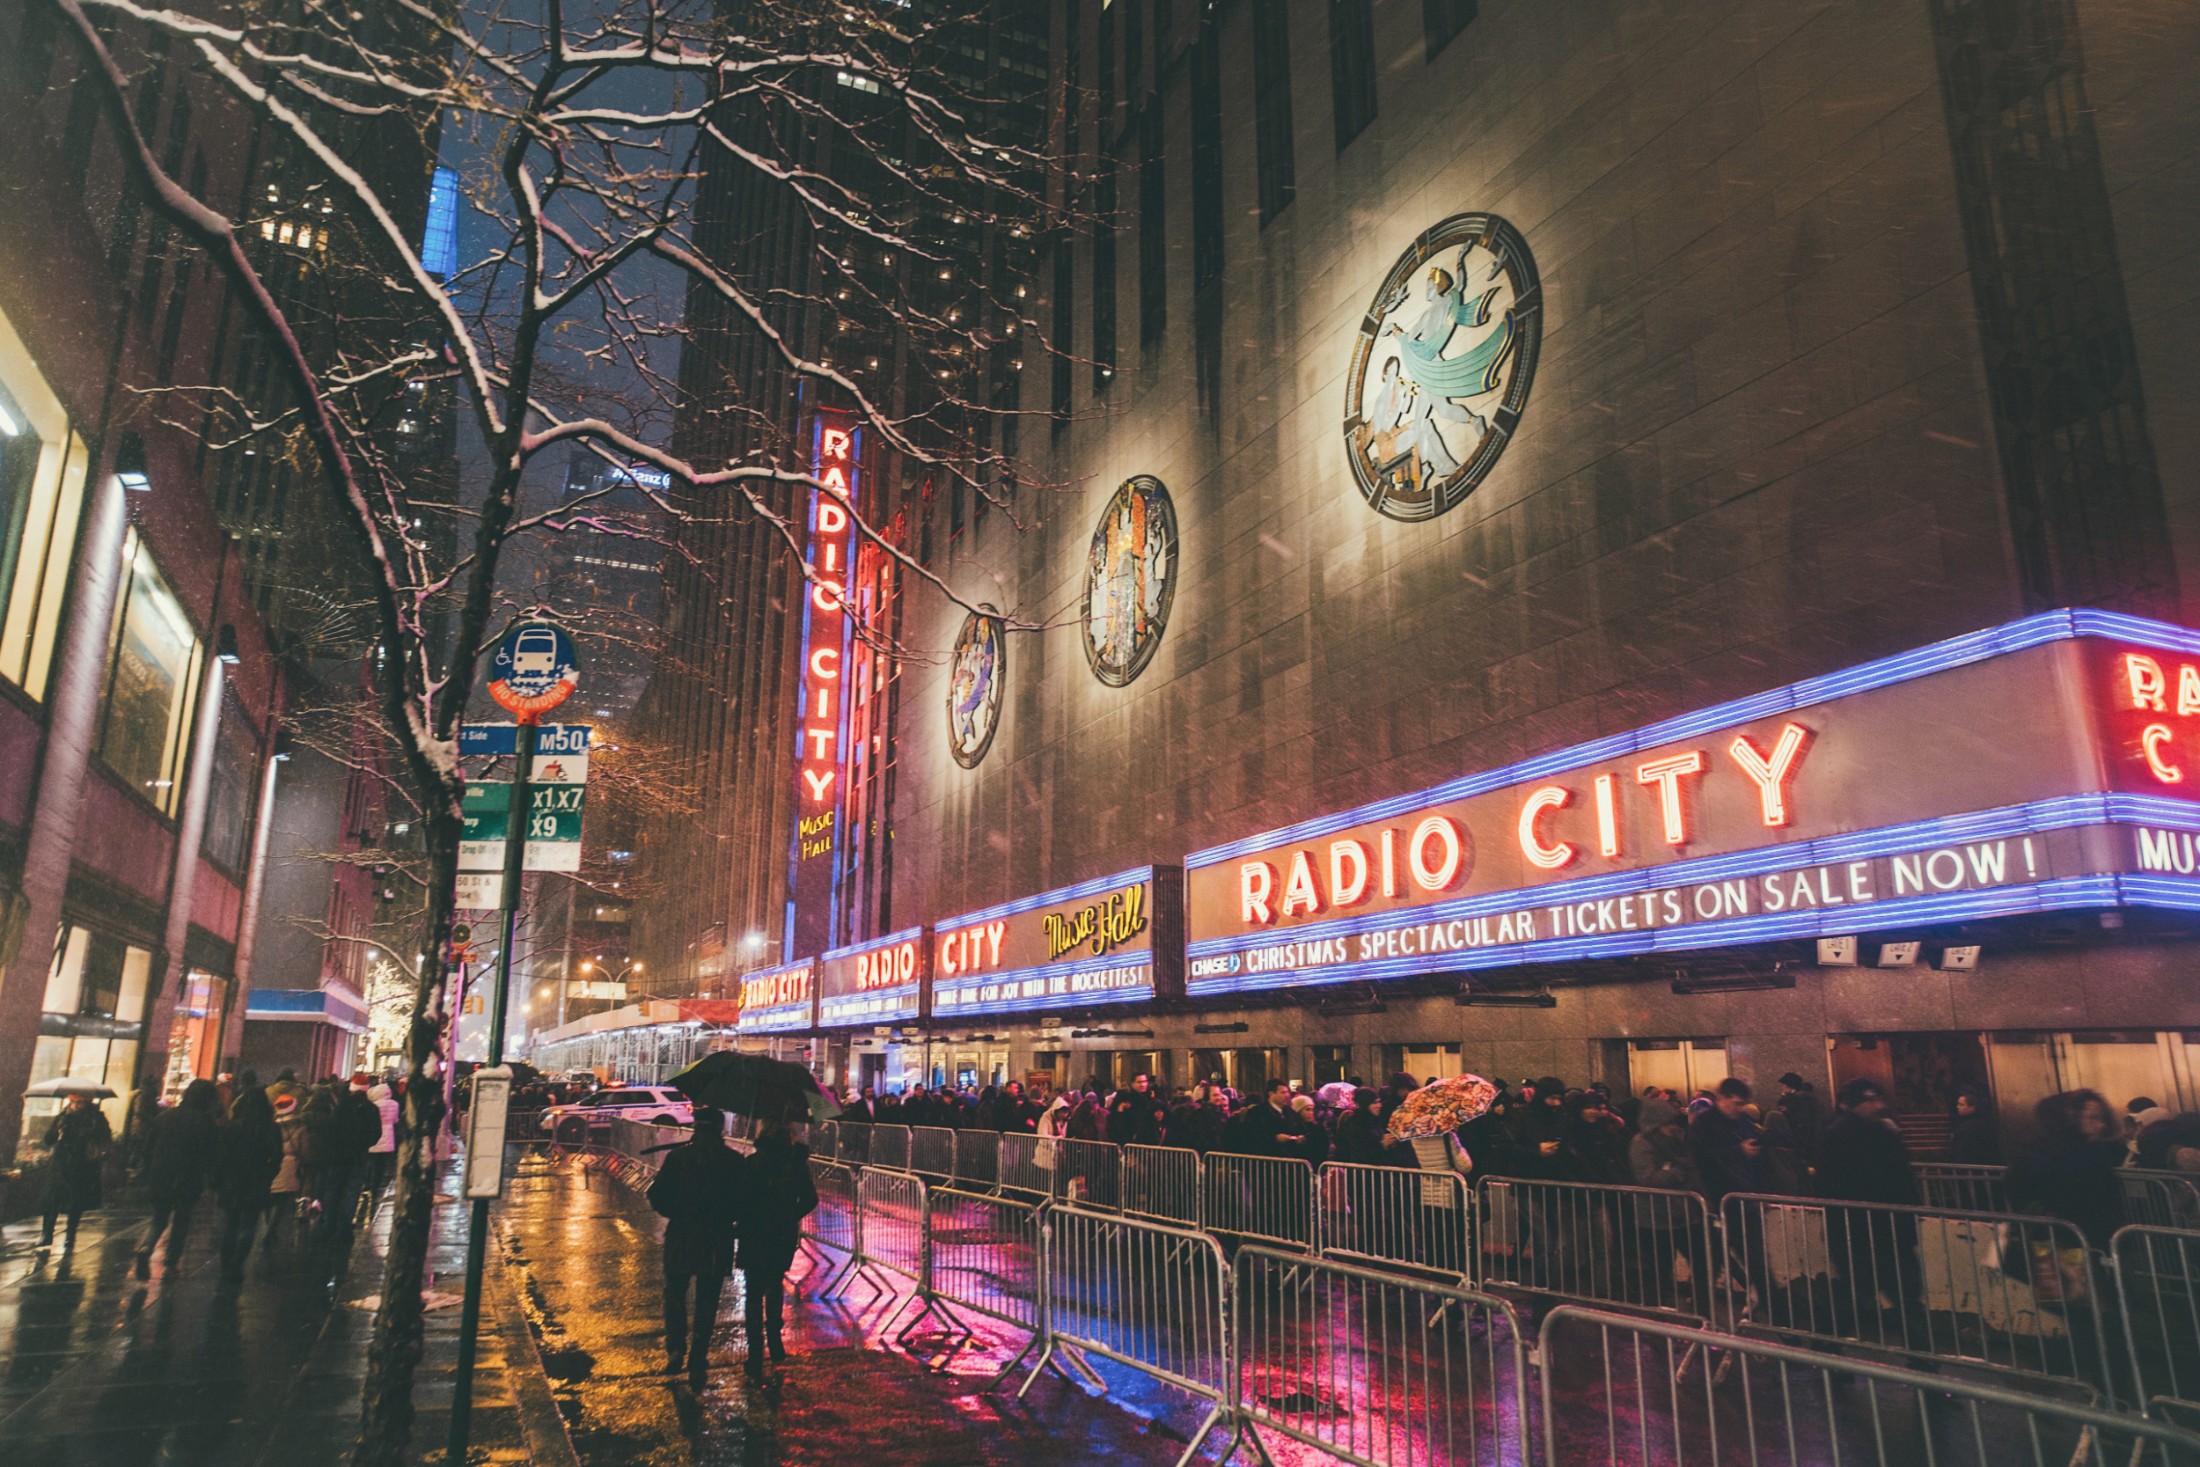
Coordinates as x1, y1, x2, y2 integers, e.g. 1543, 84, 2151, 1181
931, 867, 1184, 1017
1185, 614, 2200, 995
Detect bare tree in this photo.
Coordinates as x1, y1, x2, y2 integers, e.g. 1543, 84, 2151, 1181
48, 0, 1060, 1458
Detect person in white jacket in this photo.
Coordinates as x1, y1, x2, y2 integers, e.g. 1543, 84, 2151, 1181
365, 1081, 400, 1215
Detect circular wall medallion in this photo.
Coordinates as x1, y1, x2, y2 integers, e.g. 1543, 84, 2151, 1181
946, 606, 1005, 769
1080, 475, 1178, 687
1343, 213, 1542, 522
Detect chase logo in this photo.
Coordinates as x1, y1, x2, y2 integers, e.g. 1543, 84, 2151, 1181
1189, 953, 1243, 979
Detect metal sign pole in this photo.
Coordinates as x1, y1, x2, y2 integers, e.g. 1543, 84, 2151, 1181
447, 715, 537, 1463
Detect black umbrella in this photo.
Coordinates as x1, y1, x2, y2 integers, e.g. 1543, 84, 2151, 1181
668, 1051, 837, 1125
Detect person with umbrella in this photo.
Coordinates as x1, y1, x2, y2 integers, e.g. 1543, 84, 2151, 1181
737, 1117, 818, 1381
648, 1104, 746, 1383
36, 1083, 113, 1254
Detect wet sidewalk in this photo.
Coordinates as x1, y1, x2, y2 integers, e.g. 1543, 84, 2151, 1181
497, 1157, 1188, 1466
0, 1174, 568, 1467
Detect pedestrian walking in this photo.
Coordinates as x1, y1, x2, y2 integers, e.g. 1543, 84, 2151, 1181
648, 1105, 745, 1384
2009, 1089, 2125, 1250
365, 1080, 400, 1213
318, 1077, 381, 1244
1776, 1072, 1825, 1171
266, 1093, 307, 1250
216, 1079, 284, 1283
38, 1093, 112, 1254
136, 1079, 221, 1278
1815, 1077, 1922, 1336
737, 1119, 819, 1381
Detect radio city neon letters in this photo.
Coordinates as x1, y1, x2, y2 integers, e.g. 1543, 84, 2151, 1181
937, 920, 1007, 976
855, 939, 919, 991
2123, 652, 2200, 785
1241, 817, 1466, 925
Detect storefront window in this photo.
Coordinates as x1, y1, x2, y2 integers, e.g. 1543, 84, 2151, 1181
0, 309, 91, 702
1311, 1045, 1353, 1088
97, 528, 202, 815
20, 924, 153, 1158
161, 968, 230, 1100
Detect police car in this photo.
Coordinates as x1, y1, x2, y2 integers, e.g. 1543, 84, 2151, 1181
538, 1085, 691, 1132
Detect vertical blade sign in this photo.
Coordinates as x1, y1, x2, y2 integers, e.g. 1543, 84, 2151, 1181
790, 411, 856, 957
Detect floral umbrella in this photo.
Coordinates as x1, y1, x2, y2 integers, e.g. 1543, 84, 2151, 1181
1387, 1075, 1500, 1140
1315, 1081, 1357, 1109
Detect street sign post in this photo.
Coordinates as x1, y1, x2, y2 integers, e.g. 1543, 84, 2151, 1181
451, 620, 577, 1463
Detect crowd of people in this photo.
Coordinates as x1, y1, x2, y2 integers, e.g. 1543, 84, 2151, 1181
36, 1066, 404, 1284
833, 1068, 2200, 1242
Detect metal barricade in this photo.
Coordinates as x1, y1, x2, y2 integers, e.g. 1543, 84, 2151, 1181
2125, 1172, 2200, 1231
953, 1129, 1002, 1191
1541, 1304, 2200, 1467
1232, 1246, 1529, 1467
836, 1121, 874, 1166
1203, 1151, 1315, 1252
843, 1166, 930, 1338
2117, 1225, 2200, 1425
921, 1186, 1044, 1376
1721, 1192, 2116, 1401
795, 1158, 857, 1297
1917, 1162, 2012, 1213
1316, 1162, 1474, 1283
999, 1131, 1051, 1199
909, 1125, 957, 1179
1051, 1137, 1122, 1209
811, 1119, 840, 1162
1123, 1144, 1203, 1228
1476, 1177, 1715, 1321
870, 1123, 913, 1172
1026, 1205, 1232, 1467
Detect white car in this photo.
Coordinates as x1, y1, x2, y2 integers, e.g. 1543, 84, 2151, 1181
539, 1085, 691, 1132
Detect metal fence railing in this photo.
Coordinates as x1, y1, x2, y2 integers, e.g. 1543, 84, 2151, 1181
1541, 1305, 2200, 1467
1203, 1151, 1314, 1253
869, 1123, 913, 1172
2118, 1225, 2200, 1426
794, 1158, 857, 1298
1721, 1192, 2116, 1402
909, 1125, 957, 1180
1029, 1205, 1232, 1467
1917, 1162, 2012, 1213
952, 1130, 1001, 1191
1053, 1138, 1122, 1210
1476, 1177, 1716, 1321
1912, 1163, 2200, 1233
999, 1131, 1051, 1199
1316, 1161, 1474, 1283
846, 1165, 929, 1334
1122, 1144, 1202, 1228
921, 1186, 1044, 1378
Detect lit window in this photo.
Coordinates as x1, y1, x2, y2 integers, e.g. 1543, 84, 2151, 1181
97, 528, 204, 817
0, 309, 91, 701
836, 70, 881, 95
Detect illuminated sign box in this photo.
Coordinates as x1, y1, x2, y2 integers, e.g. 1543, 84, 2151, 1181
1184, 611, 2200, 996
932, 866, 1184, 1018
734, 958, 816, 1035
818, 925, 927, 1027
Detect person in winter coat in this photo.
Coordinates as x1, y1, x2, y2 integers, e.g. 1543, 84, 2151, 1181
216, 1081, 285, 1282
1777, 1073, 1826, 1171
265, 1093, 307, 1251
317, 1078, 382, 1246
39, 1093, 112, 1253
1945, 1086, 2001, 1165
365, 1082, 400, 1209
1557, 1092, 1627, 1184
1509, 1079, 1571, 1179
1223, 1081, 1316, 1159
1689, 1079, 1771, 1205
1105, 1074, 1166, 1146
1627, 1099, 1705, 1314
1629, 1099, 1700, 1192
1165, 1083, 1228, 1154
737, 1120, 820, 1381
648, 1105, 747, 1383
1332, 1090, 1393, 1167
2009, 1089, 2126, 1250
136, 1079, 222, 1277
1289, 1094, 1331, 1165
1815, 1077, 1922, 1331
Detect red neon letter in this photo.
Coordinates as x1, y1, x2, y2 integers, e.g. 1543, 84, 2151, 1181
801, 768, 835, 801
2180, 665, 2200, 718
821, 428, 851, 459
1518, 787, 1574, 870
1636, 751, 1705, 846
1593, 774, 1619, 859
810, 647, 841, 679
812, 579, 843, 612
1329, 840, 1370, 907
2128, 654, 2167, 711
817, 500, 848, 534
1240, 862, 1276, 925
1728, 723, 1811, 827
1280, 850, 1323, 919
1379, 828, 1399, 897
1409, 816, 1465, 892
2143, 724, 2184, 783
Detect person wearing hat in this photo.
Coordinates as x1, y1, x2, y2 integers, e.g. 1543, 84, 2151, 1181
648, 1105, 746, 1383
1776, 1072, 1825, 1172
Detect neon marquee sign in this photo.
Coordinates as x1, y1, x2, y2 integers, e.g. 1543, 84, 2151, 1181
787, 411, 857, 957
735, 958, 816, 1034
818, 926, 926, 1026
932, 867, 1183, 1017
1185, 610, 2200, 995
